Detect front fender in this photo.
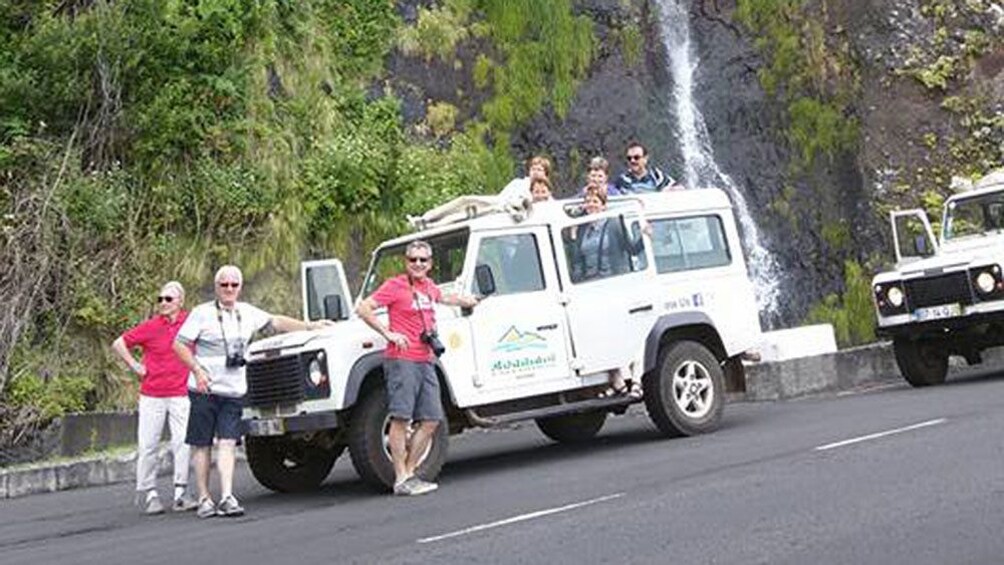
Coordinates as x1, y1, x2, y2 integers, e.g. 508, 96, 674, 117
341, 351, 457, 408
643, 311, 720, 373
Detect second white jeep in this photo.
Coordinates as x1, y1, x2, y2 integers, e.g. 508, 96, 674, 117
873, 171, 1004, 387
240, 190, 762, 492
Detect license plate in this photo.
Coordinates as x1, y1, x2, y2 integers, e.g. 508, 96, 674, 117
247, 418, 284, 436
913, 303, 961, 321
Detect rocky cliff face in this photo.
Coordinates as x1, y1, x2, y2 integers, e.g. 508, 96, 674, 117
387, 0, 1003, 328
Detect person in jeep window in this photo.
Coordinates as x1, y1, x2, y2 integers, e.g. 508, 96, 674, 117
569, 187, 647, 400
356, 240, 480, 496
614, 141, 681, 193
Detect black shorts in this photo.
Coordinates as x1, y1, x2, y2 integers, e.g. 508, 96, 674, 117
185, 391, 244, 446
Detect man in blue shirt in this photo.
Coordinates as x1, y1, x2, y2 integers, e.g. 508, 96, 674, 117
614, 142, 680, 193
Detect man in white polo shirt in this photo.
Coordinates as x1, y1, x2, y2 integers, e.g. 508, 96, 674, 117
173, 265, 332, 518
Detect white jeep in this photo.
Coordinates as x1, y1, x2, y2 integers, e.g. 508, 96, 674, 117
241, 190, 762, 492
872, 171, 1004, 387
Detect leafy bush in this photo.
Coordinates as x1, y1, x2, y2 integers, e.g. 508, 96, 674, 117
806, 260, 876, 347
8, 373, 94, 421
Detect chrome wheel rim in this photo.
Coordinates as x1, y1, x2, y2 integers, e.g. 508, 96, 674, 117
671, 359, 714, 419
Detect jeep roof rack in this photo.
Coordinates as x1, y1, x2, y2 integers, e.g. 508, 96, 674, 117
407, 194, 533, 230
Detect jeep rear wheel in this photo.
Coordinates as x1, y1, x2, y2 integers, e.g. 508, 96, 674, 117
644, 340, 725, 437
535, 411, 607, 444
893, 337, 948, 387
347, 386, 448, 490
246, 434, 342, 493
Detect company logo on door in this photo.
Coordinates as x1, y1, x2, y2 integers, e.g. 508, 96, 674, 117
490, 326, 556, 376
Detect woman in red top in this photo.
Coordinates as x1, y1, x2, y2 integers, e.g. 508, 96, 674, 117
111, 281, 197, 514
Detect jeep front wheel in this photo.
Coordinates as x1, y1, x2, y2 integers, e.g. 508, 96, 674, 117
245, 434, 342, 493
644, 340, 725, 437
535, 411, 606, 444
347, 386, 449, 490
893, 337, 948, 387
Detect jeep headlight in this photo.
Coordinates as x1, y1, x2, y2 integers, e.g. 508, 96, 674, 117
886, 286, 904, 307
307, 352, 327, 387
976, 271, 997, 294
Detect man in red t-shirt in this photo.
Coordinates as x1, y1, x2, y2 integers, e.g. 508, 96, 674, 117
356, 240, 479, 496
112, 281, 197, 515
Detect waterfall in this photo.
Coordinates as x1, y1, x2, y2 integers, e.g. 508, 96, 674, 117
655, 0, 781, 322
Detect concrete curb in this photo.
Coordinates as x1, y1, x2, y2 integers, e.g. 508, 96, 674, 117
5, 341, 999, 499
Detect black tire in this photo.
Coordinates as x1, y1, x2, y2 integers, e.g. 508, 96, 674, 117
347, 386, 449, 490
245, 434, 342, 493
644, 340, 725, 437
535, 411, 607, 444
893, 337, 948, 387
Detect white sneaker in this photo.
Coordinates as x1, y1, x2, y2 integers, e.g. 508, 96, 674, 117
217, 495, 245, 517
143, 493, 165, 515
196, 497, 217, 519
393, 476, 438, 496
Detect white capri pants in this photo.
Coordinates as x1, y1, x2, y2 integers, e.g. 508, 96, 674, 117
136, 394, 191, 492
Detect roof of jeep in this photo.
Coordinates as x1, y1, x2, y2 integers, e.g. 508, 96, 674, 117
945, 170, 1004, 204
378, 188, 734, 249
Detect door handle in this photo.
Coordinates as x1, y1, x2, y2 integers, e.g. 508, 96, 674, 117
628, 304, 654, 314
536, 323, 558, 331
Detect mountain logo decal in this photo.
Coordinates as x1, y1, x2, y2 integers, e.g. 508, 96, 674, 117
492, 326, 548, 352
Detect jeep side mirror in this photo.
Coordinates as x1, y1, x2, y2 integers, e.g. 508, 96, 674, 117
323, 294, 344, 321
475, 264, 497, 297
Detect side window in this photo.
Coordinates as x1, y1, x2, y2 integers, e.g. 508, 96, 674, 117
562, 216, 645, 284
651, 215, 731, 273
475, 233, 545, 295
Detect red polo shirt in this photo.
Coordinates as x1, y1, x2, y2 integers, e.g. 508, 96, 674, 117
122, 311, 191, 397
371, 275, 442, 362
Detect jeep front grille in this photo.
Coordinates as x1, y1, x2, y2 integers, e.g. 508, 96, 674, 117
904, 272, 973, 310
245, 355, 305, 407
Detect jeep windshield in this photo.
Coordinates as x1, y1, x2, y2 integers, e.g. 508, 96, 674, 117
943, 192, 1004, 240
360, 228, 471, 297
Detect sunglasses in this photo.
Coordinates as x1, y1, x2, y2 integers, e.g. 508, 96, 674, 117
218, 282, 240, 289
626, 154, 644, 161
407, 256, 431, 264
157, 296, 176, 303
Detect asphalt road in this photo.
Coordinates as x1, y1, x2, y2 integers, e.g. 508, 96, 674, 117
4, 369, 1004, 565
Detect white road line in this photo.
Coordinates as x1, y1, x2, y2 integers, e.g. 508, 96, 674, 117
416, 492, 625, 544
814, 418, 947, 451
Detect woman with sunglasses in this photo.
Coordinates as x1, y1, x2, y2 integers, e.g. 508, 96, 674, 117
112, 281, 198, 515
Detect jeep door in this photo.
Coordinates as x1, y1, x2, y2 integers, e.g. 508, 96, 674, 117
557, 213, 656, 376
465, 226, 575, 401
301, 259, 353, 321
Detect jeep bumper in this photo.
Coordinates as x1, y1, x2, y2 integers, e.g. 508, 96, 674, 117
243, 410, 339, 437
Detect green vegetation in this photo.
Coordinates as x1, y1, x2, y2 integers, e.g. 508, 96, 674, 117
616, 23, 644, 67
806, 260, 876, 347
897, 0, 994, 91
0, 0, 534, 435
734, 0, 859, 171
396, 1, 471, 62
0, 1, 598, 438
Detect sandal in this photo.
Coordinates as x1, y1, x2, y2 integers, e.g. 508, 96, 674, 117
597, 383, 628, 399
626, 382, 643, 400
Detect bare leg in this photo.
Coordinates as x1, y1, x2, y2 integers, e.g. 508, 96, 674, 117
609, 368, 626, 391
217, 439, 236, 499
191, 446, 211, 500
404, 420, 439, 477
388, 418, 410, 484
